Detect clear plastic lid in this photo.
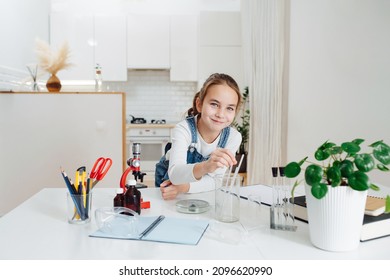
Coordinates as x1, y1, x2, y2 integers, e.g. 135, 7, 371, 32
95, 207, 139, 237
175, 199, 210, 214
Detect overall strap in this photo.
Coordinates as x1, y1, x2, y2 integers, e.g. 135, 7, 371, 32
217, 126, 231, 148
186, 115, 230, 149
185, 116, 198, 151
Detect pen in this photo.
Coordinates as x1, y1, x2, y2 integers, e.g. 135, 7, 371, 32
60, 167, 77, 194
140, 215, 165, 238
81, 170, 87, 207
74, 170, 80, 194
60, 167, 83, 219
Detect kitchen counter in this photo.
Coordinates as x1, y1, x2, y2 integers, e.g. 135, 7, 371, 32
126, 123, 176, 130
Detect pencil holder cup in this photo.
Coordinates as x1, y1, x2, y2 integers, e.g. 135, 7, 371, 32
66, 192, 92, 224
214, 174, 241, 223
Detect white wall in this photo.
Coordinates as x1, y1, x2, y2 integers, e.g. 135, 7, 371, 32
0, 0, 50, 71
108, 70, 197, 123
287, 0, 390, 186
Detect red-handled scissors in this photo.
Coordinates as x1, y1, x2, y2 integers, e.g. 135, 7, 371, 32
90, 157, 112, 186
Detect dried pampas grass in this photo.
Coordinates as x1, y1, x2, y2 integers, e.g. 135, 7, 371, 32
35, 38, 72, 75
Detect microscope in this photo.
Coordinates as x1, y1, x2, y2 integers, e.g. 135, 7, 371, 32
120, 143, 148, 189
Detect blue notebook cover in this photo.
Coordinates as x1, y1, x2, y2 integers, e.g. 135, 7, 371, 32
89, 215, 209, 245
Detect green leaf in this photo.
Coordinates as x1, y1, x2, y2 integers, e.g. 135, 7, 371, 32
298, 156, 308, 166
352, 138, 365, 145
369, 183, 380, 191
341, 142, 361, 154
369, 140, 385, 148
340, 160, 354, 178
354, 154, 375, 172
314, 149, 330, 161
327, 146, 343, 155
285, 162, 301, 178
323, 142, 336, 149
373, 142, 390, 165
385, 195, 390, 213
348, 171, 370, 191
332, 160, 341, 168
327, 166, 341, 187
311, 183, 328, 199
305, 164, 323, 186
377, 164, 390, 172
314, 142, 335, 161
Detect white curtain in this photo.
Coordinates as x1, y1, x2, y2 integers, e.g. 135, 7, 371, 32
241, 0, 287, 185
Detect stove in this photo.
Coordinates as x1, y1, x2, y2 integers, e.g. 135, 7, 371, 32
151, 119, 166, 124
128, 115, 147, 124
131, 118, 147, 124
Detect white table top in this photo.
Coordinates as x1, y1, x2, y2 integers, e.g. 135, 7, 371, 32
0, 186, 389, 260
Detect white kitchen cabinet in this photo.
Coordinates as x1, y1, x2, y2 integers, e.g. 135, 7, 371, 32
94, 15, 127, 81
170, 15, 198, 82
50, 13, 94, 80
198, 46, 243, 89
50, 13, 127, 81
198, 11, 243, 90
127, 14, 170, 69
199, 11, 241, 46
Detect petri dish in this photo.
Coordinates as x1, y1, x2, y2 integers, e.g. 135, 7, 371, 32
176, 199, 210, 214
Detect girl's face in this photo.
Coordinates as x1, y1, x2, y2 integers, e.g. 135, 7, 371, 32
196, 84, 238, 136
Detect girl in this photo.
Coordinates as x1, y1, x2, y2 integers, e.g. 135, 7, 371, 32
155, 73, 242, 200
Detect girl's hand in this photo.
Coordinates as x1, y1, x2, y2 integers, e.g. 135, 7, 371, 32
204, 148, 237, 173
159, 180, 190, 200
193, 148, 237, 180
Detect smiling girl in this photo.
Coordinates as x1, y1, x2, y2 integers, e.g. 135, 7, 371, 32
155, 73, 243, 200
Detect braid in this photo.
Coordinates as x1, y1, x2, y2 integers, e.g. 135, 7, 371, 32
187, 91, 201, 116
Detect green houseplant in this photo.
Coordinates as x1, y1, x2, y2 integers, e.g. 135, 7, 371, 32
232, 87, 249, 173
284, 139, 390, 251
233, 86, 250, 155
285, 139, 390, 205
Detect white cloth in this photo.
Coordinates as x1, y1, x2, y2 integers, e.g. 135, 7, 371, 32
167, 115, 242, 193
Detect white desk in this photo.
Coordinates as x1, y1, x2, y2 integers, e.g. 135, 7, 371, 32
0, 187, 389, 260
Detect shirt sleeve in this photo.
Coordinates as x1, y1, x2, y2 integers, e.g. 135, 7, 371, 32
168, 120, 242, 193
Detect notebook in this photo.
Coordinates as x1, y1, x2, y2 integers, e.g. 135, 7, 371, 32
365, 196, 386, 216
89, 215, 209, 245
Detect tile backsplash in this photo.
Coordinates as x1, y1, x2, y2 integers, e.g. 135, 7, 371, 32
106, 70, 197, 124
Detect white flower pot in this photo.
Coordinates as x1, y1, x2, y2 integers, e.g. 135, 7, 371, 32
305, 184, 367, 252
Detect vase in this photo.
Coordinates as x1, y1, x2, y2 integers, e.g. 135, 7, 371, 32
305, 184, 367, 252
46, 74, 62, 92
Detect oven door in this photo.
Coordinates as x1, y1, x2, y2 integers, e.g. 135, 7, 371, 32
127, 138, 169, 172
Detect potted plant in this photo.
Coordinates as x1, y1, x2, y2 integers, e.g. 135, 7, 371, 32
285, 139, 390, 251
233, 86, 250, 173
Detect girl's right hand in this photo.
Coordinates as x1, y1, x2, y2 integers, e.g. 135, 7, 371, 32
203, 148, 237, 174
